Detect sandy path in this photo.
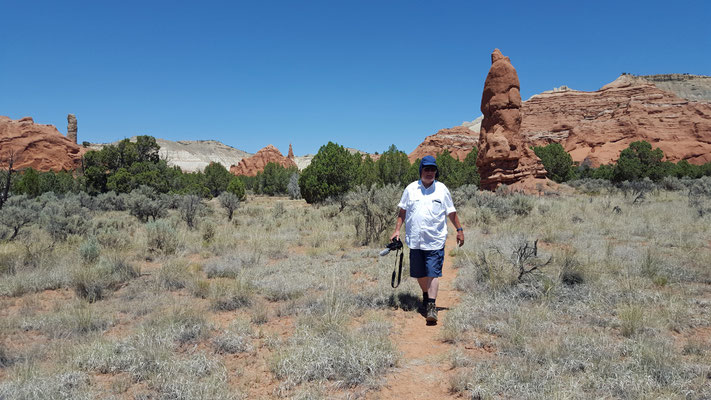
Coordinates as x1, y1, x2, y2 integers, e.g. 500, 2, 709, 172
371, 232, 460, 399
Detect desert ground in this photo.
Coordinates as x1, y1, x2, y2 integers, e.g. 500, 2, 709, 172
1, 180, 710, 399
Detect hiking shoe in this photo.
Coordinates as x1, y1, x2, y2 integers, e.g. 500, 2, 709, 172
426, 303, 438, 325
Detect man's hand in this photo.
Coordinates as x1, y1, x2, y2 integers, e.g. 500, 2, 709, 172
456, 230, 464, 247
390, 231, 400, 242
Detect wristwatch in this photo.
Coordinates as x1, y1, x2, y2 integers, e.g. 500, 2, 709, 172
456, 228, 463, 232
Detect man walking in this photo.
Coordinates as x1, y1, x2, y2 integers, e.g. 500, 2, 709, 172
390, 155, 464, 325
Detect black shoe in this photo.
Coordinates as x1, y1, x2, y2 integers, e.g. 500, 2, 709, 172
426, 303, 438, 325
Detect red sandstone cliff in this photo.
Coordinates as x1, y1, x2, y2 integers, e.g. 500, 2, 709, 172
521, 75, 711, 167
0, 116, 84, 171
408, 126, 479, 163
230, 144, 297, 176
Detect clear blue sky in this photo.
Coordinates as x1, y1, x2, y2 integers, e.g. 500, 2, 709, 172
2, 0, 709, 156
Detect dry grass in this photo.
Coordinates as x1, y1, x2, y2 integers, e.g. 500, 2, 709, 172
1, 188, 710, 399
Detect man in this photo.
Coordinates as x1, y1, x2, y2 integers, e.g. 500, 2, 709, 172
390, 155, 464, 325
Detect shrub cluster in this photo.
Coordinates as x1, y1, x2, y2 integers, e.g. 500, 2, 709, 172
535, 140, 711, 184
298, 142, 479, 204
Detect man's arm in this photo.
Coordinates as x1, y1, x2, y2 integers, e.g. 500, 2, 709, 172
390, 208, 406, 241
448, 212, 464, 247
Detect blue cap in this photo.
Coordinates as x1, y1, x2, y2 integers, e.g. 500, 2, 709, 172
419, 155, 439, 179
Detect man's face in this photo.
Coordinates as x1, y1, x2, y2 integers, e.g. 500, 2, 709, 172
421, 165, 436, 185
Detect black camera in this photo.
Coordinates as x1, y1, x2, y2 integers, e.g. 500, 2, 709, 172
379, 238, 403, 256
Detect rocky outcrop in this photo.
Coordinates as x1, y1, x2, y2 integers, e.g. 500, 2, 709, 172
476, 49, 546, 190
521, 75, 711, 166
408, 125, 479, 163
0, 116, 84, 171
288, 143, 294, 159
230, 144, 297, 176
67, 114, 77, 144
622, 74, 711, 103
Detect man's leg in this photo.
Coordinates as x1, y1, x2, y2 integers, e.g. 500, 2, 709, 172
417, 277, 439, 299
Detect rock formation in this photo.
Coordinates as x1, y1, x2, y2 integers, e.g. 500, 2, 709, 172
521, 75, 711, 166
0, 116, 84, 171
621, 74, 711, 103
408, 125, 479, 163
230, 144, 297, 176
412, 72, 711, 171
67, 114, 77, 144
288, 143, 294, 159
476, 49, 546, 190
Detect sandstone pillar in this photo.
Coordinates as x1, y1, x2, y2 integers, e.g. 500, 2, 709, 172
67, 114, 77, 144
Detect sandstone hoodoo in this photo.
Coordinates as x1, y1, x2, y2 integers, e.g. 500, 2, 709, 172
67, 114, 77, 144
521, 74, 711, 167
230, 144, 297, 176
476, 49, 546, 190
0, 116, 84, 171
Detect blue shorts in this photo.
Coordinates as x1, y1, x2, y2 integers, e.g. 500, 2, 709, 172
409, 248, 445, 278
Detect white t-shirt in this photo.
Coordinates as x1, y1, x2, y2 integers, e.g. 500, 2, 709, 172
398, 180, 456, 250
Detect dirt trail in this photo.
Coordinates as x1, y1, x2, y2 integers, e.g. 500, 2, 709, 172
372, 233, 461, 399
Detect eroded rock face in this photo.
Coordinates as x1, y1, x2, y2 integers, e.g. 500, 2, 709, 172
0, 116, 84, 171
230, 144, 297, 176
476, 49, 546, 190
408, 126, 479, 163
67, 114, 77, 144
521, 75, 711, 166
288, 143, 294, 159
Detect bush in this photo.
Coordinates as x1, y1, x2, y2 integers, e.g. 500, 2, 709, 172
299, 142, 358, 203
96, 191, 127, 211
376, 145, 410, 186
72, 254, 139, 301
209, 279, 253, 311
40, 196, 89, 241
158, 260, 193, 290
226, 176, 246, 201
533, 143, 576, 182
0, 195, 40, 240
203, 162, 232, 197
179, 194, 204, 229
79, 237, 101, 264
287, 172, 301, 199
345, 184, 401, 245
126, 185, 167, 222
145, 219, 179, 254
218, 192, 240, 221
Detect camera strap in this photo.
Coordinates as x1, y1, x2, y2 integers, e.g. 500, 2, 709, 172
391, 248, 403, 288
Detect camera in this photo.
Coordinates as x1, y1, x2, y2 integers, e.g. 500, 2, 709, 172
379, 238, 403, 256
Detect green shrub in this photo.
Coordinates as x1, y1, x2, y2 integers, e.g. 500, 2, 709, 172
533, 142, 576, 182
145, 219, 179, 254
226, 176, 246, 201
299, 141, 358, 203
79, 237, 101, 264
